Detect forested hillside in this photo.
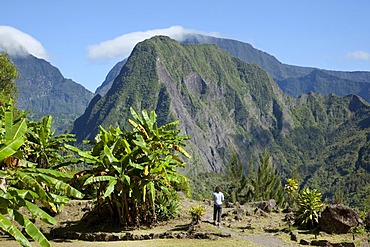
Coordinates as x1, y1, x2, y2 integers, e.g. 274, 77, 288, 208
73, 36, 370, 208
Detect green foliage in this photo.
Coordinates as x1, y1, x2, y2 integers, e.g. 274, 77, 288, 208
226, 151, 248, 204
295, 188, 323, 229
21, 115, 76, 168
155, 191, 180, 221
0, 52, 18, 102
0, 101, 83, 247
189, 205, 205, 224
69, 108, 190, 227
253, 150, 285, 205
284, 178, 299, 208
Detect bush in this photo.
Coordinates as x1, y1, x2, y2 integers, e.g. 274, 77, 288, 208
189, 205, 205, 224
295, 188, 323, 229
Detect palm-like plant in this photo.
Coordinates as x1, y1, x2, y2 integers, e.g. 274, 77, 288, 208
295, 187, 323, 229
69, 108, 191, 227
0, 102, 84, 247
21, 115, 76, 168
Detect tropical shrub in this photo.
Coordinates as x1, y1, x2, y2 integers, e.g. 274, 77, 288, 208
295, 187, 323, 229
155, 191, 180, 221
21, 115, 76, 169
0, 102, 84, 247
68, 108, 190, 227
189, 205, 205, 224
284, 178, 299, 208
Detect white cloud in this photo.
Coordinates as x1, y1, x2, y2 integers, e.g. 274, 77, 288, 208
347, 50, 370, 61
0, 26, 48, 60
88, 26, 220, 61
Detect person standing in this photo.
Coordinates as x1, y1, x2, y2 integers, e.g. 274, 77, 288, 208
212, 186, 224, 226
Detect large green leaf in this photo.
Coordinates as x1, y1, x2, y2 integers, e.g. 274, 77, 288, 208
84, 175, 116, 186
25, 200, 57, 225
103, 179, 117, 198
0, 213, 31, 247
9, 208, 51, 247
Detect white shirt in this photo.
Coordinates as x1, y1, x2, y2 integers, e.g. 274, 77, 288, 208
212, 192, 224, 205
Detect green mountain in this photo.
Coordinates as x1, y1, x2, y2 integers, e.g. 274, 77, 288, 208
73, 36, 369, 208
97, 34, 370, 104
11, 54, 94, 133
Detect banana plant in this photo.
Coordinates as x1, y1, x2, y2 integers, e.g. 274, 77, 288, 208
69, 107, 191, 227
0, 101, 84, 247
21, 115, 76, 168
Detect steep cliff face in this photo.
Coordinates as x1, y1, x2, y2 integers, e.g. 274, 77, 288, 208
11, 54, 94, 132
73, 36, 370, 206
73, 36, 294, 172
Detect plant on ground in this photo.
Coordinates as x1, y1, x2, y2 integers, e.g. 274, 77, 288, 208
284, 178, 299, 209
295, 187, 323, 229
155, 191, 181, 221
189, 205, 205, 224
68, 108, 191, 227
0, 101, 84, 247
21, 115, 76, 169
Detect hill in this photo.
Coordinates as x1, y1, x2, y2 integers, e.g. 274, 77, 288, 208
73, 36, 370, 208
11, 54, 94, 132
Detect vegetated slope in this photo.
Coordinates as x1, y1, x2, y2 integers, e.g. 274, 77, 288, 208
73, 36, 370, 207
182, 34, 370, 102
11, 54, 94, 133
97, 34, 370, 104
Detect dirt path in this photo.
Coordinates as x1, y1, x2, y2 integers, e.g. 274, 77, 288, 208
204, 206, 297, 247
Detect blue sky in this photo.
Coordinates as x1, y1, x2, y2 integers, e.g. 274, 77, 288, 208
1, 1, 369, 92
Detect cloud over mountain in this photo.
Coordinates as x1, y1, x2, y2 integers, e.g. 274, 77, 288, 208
0, 26, 48, 60
347, 50, 370, 61
87, 26, 220, 61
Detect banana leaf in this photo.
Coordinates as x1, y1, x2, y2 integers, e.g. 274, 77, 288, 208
0, 213, 31, 247
9, 208, 51, 247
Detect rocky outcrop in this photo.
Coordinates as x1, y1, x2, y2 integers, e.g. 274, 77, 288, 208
319, 205, 362, 234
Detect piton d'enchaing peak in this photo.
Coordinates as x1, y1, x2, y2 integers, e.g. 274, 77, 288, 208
72, 36, 369, 208
73, 35, 293, 171
11, 54, 94, 133
96, 34, 370, 104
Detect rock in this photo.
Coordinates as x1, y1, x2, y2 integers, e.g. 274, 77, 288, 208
289, 230, 298, 241
245, 207, 253, 216
299, 239, 310, 245
284, 212, 295, 223
254, 208, 268, 217
226, 201, 234, 208
248, 199, 279, 213
331, 243, 355, 247
319, 204, 362, 234
311, 239, 330, 246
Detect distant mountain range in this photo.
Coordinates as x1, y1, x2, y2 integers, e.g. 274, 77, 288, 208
11, 54, 94, 133
73, 36, 369, 207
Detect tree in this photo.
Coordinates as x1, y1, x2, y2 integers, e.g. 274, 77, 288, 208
253, 150, 284, 205
68, 108, 191, 227
0, 101, 84, 247
284, 178, 299, 208
226, 151, 248, 203
0, 52, 18, 102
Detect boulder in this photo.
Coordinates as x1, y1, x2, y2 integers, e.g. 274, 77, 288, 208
247, 199, 279, 213
319, 204, 362, 234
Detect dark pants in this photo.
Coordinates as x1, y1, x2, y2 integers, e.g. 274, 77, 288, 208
213, 204, 222, 222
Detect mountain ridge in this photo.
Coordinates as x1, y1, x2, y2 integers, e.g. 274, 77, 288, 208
72, 36, 370, 209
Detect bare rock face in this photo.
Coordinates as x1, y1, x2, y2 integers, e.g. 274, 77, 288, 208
319, 204, 362, 233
